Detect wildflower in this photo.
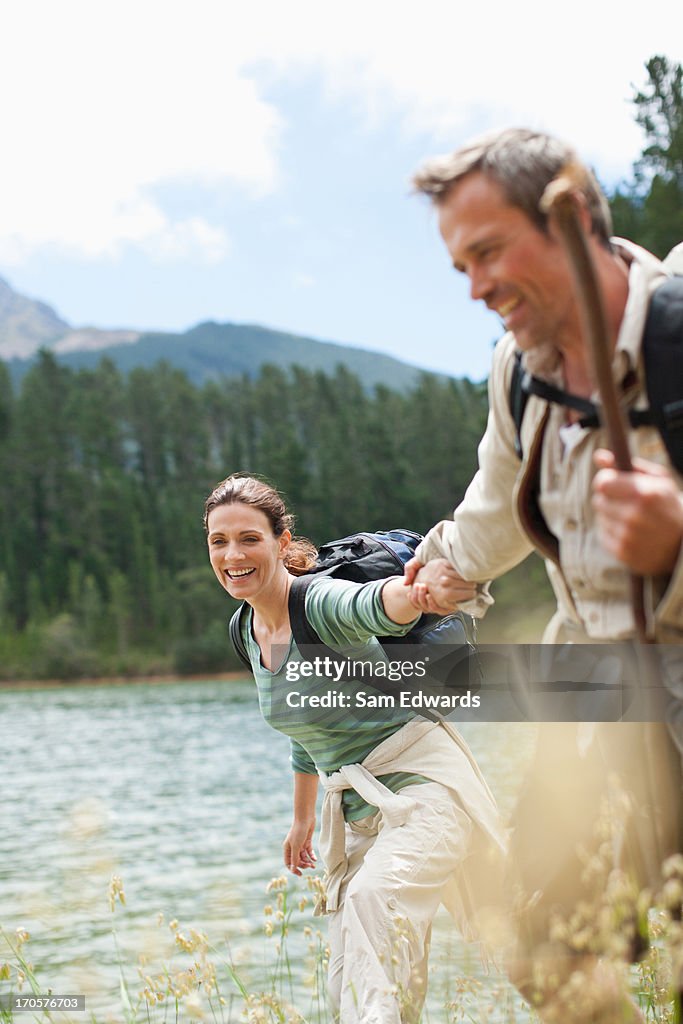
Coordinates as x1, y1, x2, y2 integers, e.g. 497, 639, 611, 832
107, 875, 125, 911
263, 905, 273, 916
14, 928, 30, 946
172, 927, 208, 955
264, 922, 273, 937
175, 932, 192, 952
266, 875, 288, 893
0, 963, 10, 980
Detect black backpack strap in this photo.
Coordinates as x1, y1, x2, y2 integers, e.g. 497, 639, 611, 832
509, 353, 600, 454
508, 276, 683, 470
231, 582, 330, 673
523, 375, 599, 420
231, 577, 331, 667
509, 349, 528, 459
229, 603, 252, 671
513, 374, 678, 434
288, 575, 325, 649
643, 276, 683, 475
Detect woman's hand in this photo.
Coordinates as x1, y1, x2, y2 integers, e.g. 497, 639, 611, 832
283, 818, 317, 876
286, 773, 318, 875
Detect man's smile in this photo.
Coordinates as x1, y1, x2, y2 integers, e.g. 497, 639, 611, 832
495, 296, 521, 319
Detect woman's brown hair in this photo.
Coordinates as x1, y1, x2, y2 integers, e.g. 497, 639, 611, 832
203, 474, 317, 576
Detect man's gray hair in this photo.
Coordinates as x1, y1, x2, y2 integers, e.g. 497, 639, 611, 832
412, 127, 613, 247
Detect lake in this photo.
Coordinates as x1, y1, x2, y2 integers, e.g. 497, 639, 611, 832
0, 679, 537, 1020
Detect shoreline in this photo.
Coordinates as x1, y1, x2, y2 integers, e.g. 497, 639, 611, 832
0, 670, 250, 691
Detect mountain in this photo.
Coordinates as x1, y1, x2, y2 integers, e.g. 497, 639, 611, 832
0, 276, 142, 360
0, 276, 442, 391
0, 276, 69, 357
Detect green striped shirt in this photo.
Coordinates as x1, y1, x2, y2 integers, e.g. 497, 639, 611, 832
242, 576, 428, 820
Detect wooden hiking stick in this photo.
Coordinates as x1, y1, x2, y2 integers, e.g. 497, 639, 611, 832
539, 164, 650, 644
540, 168, 682, 906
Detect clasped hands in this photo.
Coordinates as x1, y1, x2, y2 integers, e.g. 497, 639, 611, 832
405, 449, 683, 615
403, 557, 476, 615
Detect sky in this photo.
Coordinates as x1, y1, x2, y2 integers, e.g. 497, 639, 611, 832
1, 1, 681, 381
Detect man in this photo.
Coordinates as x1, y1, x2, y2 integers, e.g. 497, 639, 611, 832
404, 128, 683, 1022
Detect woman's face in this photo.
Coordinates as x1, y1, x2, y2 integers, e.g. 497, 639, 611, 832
206, 502, 290, 603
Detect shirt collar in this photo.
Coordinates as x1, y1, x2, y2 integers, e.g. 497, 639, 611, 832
520, 238, 669, 390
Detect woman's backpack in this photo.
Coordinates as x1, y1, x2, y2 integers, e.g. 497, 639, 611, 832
229, 528, 481, 692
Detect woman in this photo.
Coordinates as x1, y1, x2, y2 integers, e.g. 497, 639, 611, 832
204, 473, 506, 1024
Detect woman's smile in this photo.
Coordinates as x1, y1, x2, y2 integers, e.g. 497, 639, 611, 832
226, 567, 256, 580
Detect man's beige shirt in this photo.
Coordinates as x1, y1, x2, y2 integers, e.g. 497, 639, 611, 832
415, 240, 683, 643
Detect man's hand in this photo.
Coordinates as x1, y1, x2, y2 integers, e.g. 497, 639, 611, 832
404, 557, 477, 614
592, 449, 683, 576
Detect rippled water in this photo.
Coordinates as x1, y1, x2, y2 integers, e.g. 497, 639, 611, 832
0, 679, 536, 1019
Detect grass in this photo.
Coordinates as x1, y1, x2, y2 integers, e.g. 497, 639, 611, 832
0, 873, 333, 1024
1, 858, 681, 1024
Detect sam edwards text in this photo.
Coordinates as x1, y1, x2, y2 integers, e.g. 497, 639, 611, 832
285, 690, 481, 709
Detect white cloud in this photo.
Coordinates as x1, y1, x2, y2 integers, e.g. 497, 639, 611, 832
142, 217, 229, 265
1, 0, 680, 263
0, 1, 280, 263
242, 0, 680, 181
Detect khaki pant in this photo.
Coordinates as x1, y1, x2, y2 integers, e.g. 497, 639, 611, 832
327, 782, 472, 1024
509, 721, 683, 972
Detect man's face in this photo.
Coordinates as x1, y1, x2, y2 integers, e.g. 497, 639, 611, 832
437, 172, 580, 352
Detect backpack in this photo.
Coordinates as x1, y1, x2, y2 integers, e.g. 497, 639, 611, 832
229, 529, 481, 700
509, 275, 683, 471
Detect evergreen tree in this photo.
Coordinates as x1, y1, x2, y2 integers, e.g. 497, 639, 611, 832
0, 355, 492, 678
0, 363, 15, 606
610, 55, 683, 257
